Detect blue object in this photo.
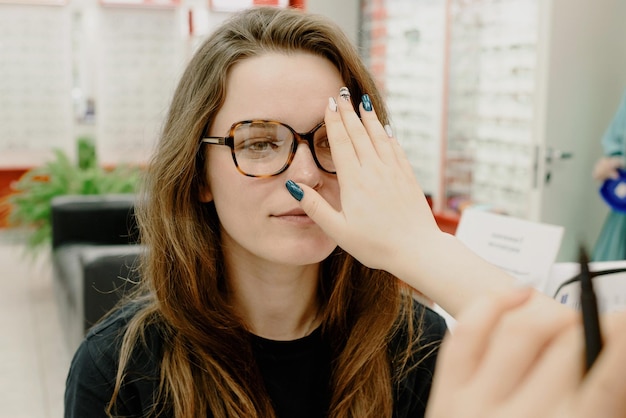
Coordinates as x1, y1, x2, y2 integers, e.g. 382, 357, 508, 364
600, 168, 626, 212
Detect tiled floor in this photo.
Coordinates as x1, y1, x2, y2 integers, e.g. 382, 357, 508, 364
0, 233, 70, 418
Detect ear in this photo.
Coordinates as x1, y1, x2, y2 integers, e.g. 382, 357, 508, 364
199, 184, 213, 203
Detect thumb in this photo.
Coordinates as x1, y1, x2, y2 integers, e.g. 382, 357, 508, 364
285, 180, 344, 236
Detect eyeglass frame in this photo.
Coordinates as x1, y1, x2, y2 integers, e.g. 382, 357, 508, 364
200, 119, 336, 178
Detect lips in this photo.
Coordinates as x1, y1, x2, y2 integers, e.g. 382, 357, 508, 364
273, 208, 308, 217
271, 208, 315, 225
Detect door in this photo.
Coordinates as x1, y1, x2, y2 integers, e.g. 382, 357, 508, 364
534, 0, 626, 261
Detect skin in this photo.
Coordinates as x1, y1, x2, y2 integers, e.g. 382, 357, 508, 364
296, 80, 518, 316
200, 52, 343, 341
190, 44, 626, 415
593, 156, 623, 181
425, 289, 626, 418
288, 82, 626, 417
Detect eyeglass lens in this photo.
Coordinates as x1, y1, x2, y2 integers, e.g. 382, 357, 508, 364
232, 121, 334, 176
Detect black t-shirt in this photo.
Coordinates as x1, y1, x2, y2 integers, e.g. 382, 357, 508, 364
65, 302, 447, 418
251, 329, 331, 418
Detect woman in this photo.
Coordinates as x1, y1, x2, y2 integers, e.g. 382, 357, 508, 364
65, 7, 626, 418
592, 89, 626, 261
65, 7, 449, 418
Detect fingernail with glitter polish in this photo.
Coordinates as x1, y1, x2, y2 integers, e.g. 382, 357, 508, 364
328, 97, 337, 112
286, 180, 304, 201
362, 94, 373, 112
339, 87, 350, 101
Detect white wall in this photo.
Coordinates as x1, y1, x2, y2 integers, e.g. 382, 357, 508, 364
306, 0, 360, 45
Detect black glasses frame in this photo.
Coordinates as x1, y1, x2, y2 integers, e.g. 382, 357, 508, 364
552, 266, 626, 299
201, 120, 335, 178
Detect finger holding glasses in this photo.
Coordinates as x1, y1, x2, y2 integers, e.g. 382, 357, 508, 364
427, 291, 626, 418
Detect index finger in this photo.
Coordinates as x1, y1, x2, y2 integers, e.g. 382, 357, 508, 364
325, 96, 360, 175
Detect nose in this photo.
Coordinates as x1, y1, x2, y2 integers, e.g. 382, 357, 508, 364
287, 142, 323, 188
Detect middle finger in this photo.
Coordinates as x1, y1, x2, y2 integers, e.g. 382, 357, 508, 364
333, 87, 379, 164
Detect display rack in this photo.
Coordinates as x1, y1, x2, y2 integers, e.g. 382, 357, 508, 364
0, 2, 73, 167
384, 0, 447, 198
362, 0, 539, 217
444, 0, 539, 218
362, 0, 626, 260
361, 0, 446, 197
95, 5, 185, 165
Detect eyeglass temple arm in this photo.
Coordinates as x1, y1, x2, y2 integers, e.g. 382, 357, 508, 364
201, 137, 227, 145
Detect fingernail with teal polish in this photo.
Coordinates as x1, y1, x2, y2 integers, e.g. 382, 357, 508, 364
362, 94, 373, 112
286, 180, 304, 201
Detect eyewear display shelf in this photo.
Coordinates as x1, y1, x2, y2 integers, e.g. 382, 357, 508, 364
0, 1, 73, 227
362, 0, 626, 260
362, 0, 536, 219
95, 2, 185, 166
361, 0, 454, 232
0, 0, 184, 228
0, 1, 73, 168
444, 0, 538, 219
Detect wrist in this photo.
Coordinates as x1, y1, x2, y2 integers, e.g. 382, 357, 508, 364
391, 233, 516, 316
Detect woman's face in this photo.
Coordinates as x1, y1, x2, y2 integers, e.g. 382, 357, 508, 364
202, 52, 343, 268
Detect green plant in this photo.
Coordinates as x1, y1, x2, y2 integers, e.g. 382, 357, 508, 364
2, 137, 142, 252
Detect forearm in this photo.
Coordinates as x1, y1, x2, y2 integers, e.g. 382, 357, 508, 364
390, 232, 516, 317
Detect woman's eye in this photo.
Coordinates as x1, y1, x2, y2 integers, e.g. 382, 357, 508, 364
242, 137, 282, 152
316, 137, 330, 149
235, 135, 286, 156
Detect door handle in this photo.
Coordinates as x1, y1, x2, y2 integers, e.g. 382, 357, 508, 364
545, 148, 573, 164
544, 148, 573, 185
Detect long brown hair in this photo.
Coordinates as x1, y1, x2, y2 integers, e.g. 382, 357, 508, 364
108, 6, 426, 418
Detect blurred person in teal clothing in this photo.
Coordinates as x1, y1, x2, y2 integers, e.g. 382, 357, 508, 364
592, 90, 626, 261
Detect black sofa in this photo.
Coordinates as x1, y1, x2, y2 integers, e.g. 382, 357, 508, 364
51, 194, 142, 351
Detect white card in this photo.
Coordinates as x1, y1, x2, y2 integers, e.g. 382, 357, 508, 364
455, 208, 564, 288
